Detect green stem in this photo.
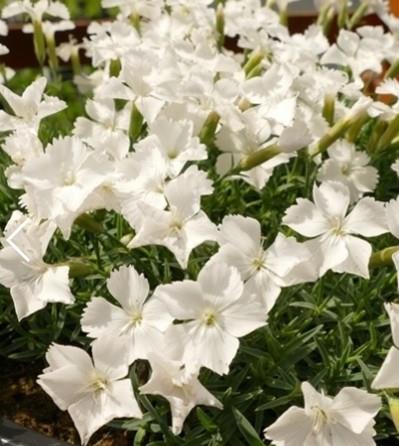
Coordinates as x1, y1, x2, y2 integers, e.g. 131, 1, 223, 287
322, 95, 335, 126
199, 111, 220, 145
235, 144, 281, 173
75, 214, 103, 234
33, 20, 46, 67
367, 119, 388, 153
216, 3, 225, 50
345, 113, 369, 143
376, 114, 399, 152
348, 2, 368, 30
369, 246, 399, 268
60, 260, 98, 278
385, 59, 399, 80
243, 51, 263, 77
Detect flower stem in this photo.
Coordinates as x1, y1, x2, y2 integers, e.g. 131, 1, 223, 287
369, 246, 399, 268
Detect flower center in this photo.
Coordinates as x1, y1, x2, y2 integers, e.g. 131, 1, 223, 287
311, 406, 329, 433
202, 309, 217, 326
340, 163, 351, 176
330, 216, 345, 236
91, 374, 109, 392
131, 311, 143, 327
63, 169, 76, 186
167, 148, 179, 159
169, 218, 183, 234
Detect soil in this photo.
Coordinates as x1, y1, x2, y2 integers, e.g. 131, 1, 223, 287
0, 357, 133, 446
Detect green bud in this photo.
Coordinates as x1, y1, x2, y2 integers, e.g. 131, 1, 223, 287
199, 111, 220, 145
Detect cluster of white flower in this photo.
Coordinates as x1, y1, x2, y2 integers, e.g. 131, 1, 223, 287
1, 0, 399, 444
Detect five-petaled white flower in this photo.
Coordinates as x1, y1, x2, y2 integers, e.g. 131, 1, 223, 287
283, 181, 388, 278
154, 262, 267, 375
81, 265, 173, 363
264, 381, 381, 446
37, 337, 142, 445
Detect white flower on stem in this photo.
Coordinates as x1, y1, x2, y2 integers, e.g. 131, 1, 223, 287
283, 181, 388, 278
264, 381, 381, 446
20, 136, 111, 238
140, 349, 222, 435
317, 140, 379, 202
154, 262, 267, 375
392, 159, 399, 177
135, 116, 207, 177
81, 265, 173, 363
2, 0, 69, 22
0, 211, 74, 320
73, 98, 131, 160
0, 77, 66, 133
85, 21, 140, 68
125, 171, 217, 269
215, 108, 293, 190
37, 337, 142, 445
209, 215, 317, 311
96, 53, 171, 124
372, 303, 399, 390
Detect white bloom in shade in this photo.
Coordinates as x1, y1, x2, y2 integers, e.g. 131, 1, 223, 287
20, 136, 111, 237
392, 159, 399, 177
209, 215, 317, 311
317, 140, 379, 202
126, 172, 217, 269
283, 181, 388, 278
140, 349, 223, 435
37, 337, 142, 445
154, 262, 267, 375
264, 381, 381, 446
2, 0, 69, 22
81, 265, 173, 363
385, 197, 399, 288
0, 211, 74, 320
135, 116, 207, 178
0, 77, 66, 133
372, 303, 399, 390
73, 98, 131, 160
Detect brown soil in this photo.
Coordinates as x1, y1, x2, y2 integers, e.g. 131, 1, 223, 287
0, 357, 133, 445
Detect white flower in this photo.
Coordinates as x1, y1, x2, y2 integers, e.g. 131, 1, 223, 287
392, 159, 399, 177
264, 381, 381, 446
140, 349, 222, 435
154, 262, 267, 375
81, 265, 173, 363
372, 303, 399, 390
283, 181, 388, 278
2, 0, 69, 22
317, 140, 379, 202
209, 215, 317, 311
37, 337, 142, 445
215, 108, 293, 190
321, 29, 383, 78
73, 98, 131, 160
0, 77, 66, 133
20, 136, 111, 238
0, 211, 74, 320
125, 171, 217, 269
135, 116, 207, 177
